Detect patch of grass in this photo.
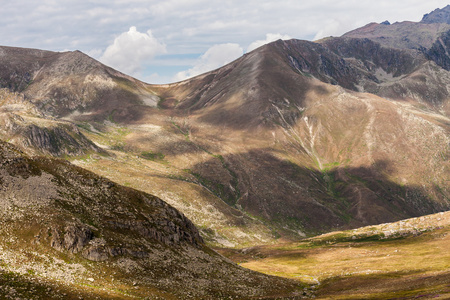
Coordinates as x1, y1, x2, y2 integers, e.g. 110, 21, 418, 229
171, 121, 190, 141
140, 151, 165, 161
76, 122, 92, 132
110, 143, 125, 151
231, 225, 450, 299
323, 161, 340, 171
157, 97, 166, 109
167, 174, 190, 182
308, 232, 404, 246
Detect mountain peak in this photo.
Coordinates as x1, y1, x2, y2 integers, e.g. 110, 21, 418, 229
421, 5, 450, 24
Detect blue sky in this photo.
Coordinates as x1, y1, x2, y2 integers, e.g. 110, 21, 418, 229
1, 1, 447, 83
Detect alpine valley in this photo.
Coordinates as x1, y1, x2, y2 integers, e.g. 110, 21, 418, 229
0, 5, 449, 300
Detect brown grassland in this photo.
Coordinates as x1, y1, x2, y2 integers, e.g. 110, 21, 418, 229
217, 212, 450, 299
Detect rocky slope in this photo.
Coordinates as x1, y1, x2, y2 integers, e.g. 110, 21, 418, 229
0, 139, 303, 299
0, 89, 103, 157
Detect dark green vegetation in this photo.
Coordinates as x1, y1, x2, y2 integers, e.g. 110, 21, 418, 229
140, 151, 165, 161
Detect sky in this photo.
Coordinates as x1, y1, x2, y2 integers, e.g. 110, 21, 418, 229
1, 1, 447, 83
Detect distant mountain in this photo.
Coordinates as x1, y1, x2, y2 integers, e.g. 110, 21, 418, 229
422, 5, 450, 24
0, 46, 158, 122
342, 17, 450, 78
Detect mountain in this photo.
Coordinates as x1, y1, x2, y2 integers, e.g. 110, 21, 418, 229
149, 36, 449, 234
0, 140, 302, 299
422, 5, 450, 24
0, 6, 449, 299
0, 7, 449, 248
0, 46, 157, 122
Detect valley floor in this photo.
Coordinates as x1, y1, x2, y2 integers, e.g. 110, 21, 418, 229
216, 211, 450, 299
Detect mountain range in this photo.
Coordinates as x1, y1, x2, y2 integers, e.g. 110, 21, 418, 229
0, 5, 449, 299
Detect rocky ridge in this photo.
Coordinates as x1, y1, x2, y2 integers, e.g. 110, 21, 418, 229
0, 89, 103, 156
422, 5, 450, 24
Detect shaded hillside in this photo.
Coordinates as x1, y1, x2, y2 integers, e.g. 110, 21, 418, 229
0, 140, 303, 298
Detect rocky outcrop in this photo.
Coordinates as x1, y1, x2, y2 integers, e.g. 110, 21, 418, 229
421, 5, 450, 24
22, 123, 102, 156
424, 30, 450, 70
0, 89, 104, 157
50, 224, 94, 253
0, 140, 204, 255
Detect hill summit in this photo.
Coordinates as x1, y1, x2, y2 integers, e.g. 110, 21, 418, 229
422, 5, 450, 24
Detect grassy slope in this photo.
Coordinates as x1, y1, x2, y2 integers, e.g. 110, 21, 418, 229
217, 211, 450, 299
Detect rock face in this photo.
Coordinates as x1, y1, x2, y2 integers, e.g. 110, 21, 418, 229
22, 123, 101, 156
50, 224, 94, 254
0, 89, 103, 157
0, 140, 302, 298
422, 5, 450, 24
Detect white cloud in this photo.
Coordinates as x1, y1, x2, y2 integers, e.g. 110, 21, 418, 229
246, 33, 292, 52
313, 19, 345, 40
312, 16, 373, 41
86, 48, 103, 59
99, 26, 166, 75
174, 43, 243, 81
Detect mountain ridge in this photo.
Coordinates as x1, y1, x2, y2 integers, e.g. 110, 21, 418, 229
422, 4, 450, 24
0, 46, 159, 121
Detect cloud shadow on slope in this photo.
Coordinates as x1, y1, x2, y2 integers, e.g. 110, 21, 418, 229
185, 149, 449, 237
